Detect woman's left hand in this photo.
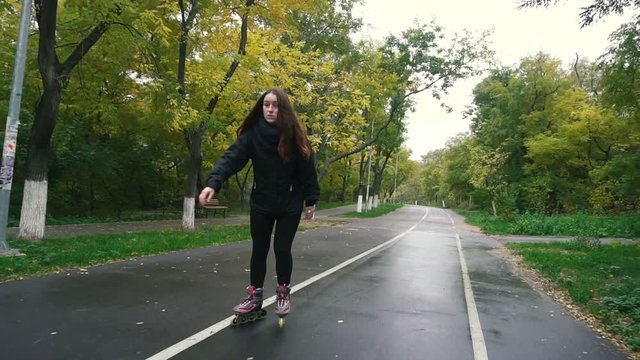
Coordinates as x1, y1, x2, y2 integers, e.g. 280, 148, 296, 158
304, 205, 315, 220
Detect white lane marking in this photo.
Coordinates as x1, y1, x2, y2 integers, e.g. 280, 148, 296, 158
146, 207, 429, 360
443, 209, 489, 360
456, 233, 489, 360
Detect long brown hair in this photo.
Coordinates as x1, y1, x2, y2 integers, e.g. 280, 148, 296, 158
238, 89, 311, 162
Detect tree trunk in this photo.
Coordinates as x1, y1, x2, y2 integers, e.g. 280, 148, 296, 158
340, 172, 349, 202
182, 0, 254, 230
19, 0, 109, 241
19, 54, 60, 240
178, 0, 199, 230
182, 125, 204, 230
372, 152, 390, 209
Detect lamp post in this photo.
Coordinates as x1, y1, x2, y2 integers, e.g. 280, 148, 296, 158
1, 0, 32, 256
393, 151, 399, 203
364, 118, 374, 211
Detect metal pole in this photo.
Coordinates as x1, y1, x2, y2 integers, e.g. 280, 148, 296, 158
393, 151, 398, 203
365, 119, 374, 211
1, 0, 32, 256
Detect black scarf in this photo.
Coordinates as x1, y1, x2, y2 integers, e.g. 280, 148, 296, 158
257, 116, 280, 148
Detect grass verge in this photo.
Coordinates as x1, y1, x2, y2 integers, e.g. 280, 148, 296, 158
455, 209, 640, 238
507, 241, 640, 353
0, 225, 251, 282
0, 219, 336, 283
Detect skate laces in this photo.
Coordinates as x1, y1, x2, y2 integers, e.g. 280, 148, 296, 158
240, 296, 253, 307
241, 286, 262, 306
276, 285, 289, 305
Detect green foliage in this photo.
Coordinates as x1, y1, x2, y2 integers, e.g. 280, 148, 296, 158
284, 0, 362, 55
423, 45, 640, 216
1, 0, 637, 225
507, 241, 640, 351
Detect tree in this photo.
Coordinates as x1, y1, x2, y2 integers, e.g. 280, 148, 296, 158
467, 140, 510, 215
592, 21, 640, 210
180, 0, 254, 230
468, 54, 577, 213
441, 134, 475, 208
283, 0, 362, 55
524, 88, 620, 212
276, 0, 369, 186
18, 0, 137, 240
371, 116, 405, 205
419, 149, 446, 206
518, 0, 638, 27
318, 22, 493, 182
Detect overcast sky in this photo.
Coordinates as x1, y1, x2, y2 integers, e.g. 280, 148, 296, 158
353, 0, 633, 160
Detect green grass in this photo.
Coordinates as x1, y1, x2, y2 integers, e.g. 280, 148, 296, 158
340, 203, 403, 218
507, 241, 640, 352
0, 225, 251, 282
7, 212, 184, 227
455, 210, 640, 238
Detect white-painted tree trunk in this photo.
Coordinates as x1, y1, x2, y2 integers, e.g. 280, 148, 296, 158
357, 194, 363, 212
182, 197, 196, 230
18, 179, 47, 241
373, 195, 379, 208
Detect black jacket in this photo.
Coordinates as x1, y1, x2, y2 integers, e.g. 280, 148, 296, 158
205, 117, 320, 215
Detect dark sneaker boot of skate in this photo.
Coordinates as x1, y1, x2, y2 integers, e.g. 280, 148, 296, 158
233, 285, 263, 314
274, 284, 291, 316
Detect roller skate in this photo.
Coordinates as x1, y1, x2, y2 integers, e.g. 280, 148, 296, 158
274, 284, 291, 328
230, 285, 266, 326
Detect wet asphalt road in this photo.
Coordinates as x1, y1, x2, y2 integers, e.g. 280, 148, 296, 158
0, 205, 631, 360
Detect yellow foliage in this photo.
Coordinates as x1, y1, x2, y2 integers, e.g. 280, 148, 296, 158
590, 180, 623, 214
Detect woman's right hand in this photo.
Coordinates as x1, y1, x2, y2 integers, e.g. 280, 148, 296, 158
198, 187, 215, 207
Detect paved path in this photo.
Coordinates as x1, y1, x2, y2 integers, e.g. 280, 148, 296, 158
0, 205, 633, 360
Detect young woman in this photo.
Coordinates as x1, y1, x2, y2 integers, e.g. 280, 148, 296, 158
198, 89, 319, 326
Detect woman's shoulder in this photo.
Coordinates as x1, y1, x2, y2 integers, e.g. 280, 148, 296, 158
237, 125, 258, 140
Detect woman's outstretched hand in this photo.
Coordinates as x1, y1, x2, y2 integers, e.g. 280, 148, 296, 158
304, 205, 315, 220
199, 187, 215, 207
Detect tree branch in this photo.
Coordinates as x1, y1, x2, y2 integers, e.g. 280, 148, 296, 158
59, 21, 110, 80
206, 0, 255, 114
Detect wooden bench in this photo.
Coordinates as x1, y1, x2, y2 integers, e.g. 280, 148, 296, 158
202, 198, 228, 218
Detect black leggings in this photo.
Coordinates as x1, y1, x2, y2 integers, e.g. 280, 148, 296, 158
249, 210, 301, 288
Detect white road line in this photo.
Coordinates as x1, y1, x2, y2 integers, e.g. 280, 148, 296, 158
146, 207, 429, 360
456, 233, 489, 360
443, 209, 489, 360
